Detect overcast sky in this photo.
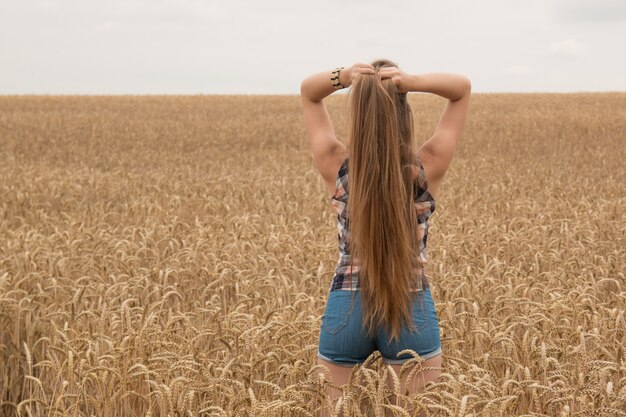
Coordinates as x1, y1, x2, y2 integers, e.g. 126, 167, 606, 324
1, 0, 625, 94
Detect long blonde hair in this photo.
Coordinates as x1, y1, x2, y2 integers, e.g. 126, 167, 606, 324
345, 58, 426, 343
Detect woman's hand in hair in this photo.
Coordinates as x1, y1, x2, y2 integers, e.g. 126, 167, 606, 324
343, 63, 376, 87
377, 66, 413, 93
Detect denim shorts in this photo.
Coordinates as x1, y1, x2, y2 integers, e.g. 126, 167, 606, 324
317, 288, 442, 367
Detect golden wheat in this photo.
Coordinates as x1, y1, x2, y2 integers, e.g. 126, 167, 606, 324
0, 93, 624, 416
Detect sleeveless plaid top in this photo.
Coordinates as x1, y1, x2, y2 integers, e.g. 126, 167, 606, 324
329, 155, 436, 292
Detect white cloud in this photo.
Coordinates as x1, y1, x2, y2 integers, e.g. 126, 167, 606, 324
551, 0, 626, 23
503, 65, 534, 75
0, 0, 624, 93
549, 39, 585, 56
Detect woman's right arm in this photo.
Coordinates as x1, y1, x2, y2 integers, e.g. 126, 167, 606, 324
377, 68, 472, 197
410, 73, 472, 197
406, 72, 470, 100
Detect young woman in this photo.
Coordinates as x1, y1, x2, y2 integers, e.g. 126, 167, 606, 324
300, 58, 471, 415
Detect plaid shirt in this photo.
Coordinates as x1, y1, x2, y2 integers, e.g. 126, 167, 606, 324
329, 156, 436, 292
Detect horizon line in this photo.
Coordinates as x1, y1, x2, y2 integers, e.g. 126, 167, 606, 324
1, 90, 625, 97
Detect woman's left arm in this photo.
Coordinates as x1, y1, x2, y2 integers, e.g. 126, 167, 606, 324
300, 63, 375, 102
300, 64, 375, 183
301, 66, 350, 103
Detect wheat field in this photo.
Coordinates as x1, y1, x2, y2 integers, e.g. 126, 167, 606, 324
0, 93, 625, 416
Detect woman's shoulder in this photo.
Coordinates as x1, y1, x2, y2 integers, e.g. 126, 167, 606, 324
415, 150, 438, 201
